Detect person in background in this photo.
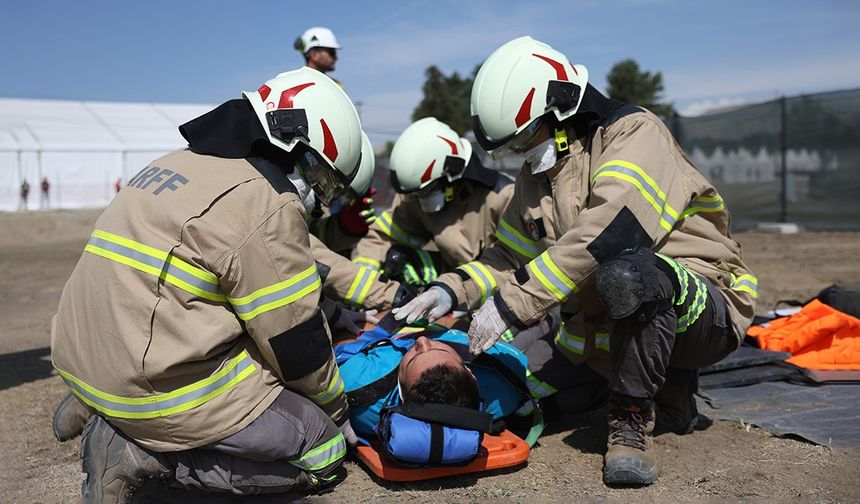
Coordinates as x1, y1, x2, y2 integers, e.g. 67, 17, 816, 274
295, 27, 340, 78
40, 177, 50, 209
19, 179, 30, 210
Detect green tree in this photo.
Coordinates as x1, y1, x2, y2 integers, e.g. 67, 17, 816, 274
606, 59, 675, 117
411, 65, 476, 135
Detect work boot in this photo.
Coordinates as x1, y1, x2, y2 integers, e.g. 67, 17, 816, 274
654, 367, 699, 435
52, 392, 95, 442
603, 401, 657, 486
80, 416, 173, 504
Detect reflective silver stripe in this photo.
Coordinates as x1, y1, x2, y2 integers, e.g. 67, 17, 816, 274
459, 261, 496, 305
495, 218, 540, 259
555, 325, 585, 354
309, 370, 345, 407
526, 372, 557, 399
591, 160, 680, 232
290, 433, 347, 472
352, 257, 381, 271
682, 195, 725, 219
228, 265, 321, 321
528, 251, 577, 301
56, 351, 255, 419
656, 254, 689, 306
346, 266, 377, 307
732, 274, 759, 298
85, 233, 224, 301
595, 333, 610, 351
378, 212, 425, 249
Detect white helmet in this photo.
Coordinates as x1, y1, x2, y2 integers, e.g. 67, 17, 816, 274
294, 27, 341, 53
243, 67, 362, 204
389, 117, 472, 193
471, 36, 588, 155
349, 131, 375, 198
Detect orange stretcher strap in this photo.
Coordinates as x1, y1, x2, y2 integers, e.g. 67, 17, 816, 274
354, 429, 530, 482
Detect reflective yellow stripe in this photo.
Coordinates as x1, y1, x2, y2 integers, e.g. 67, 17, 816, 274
591, 160, 680, 232
308, 368, 345, 407
731, 273, 759, 298
656, 253, 689, 306
595, 332, 610, 351
228, 264, 321, 321
555, 324, 585, 355
528, 251, 577, 301
56, 351, 255, 419
377, 211, 425, 249
352, 257, 381, 271
495, 218, 540, 259
85, 230, 225, 302
346, 266, 378, 307
290, 432, 347, 472
681, 194, 725, 219
526, 370, 557, 399
677, 273, 708, 333
459, 261, 497, 305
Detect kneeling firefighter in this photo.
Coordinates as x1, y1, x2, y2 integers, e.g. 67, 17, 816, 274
351, 117, 515, 289
395, 37, 758, 486
51, 68, 363, 502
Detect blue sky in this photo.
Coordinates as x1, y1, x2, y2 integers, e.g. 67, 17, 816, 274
1, 0, 859, 146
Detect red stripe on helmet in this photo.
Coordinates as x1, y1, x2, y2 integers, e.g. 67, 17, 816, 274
515, 87, 536, 128
436, 135, 458, 155
532, 54, 569, 80
320, 119, 338, 162
258, 84, 271, 101
420, 159, 436, 183
278, 82, 316, 109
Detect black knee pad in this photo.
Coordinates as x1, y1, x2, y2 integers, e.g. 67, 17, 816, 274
596, 247, 674, 320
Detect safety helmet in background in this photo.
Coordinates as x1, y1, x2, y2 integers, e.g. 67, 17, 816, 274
243, 67, 362, 204
294, 27, 341, 54
388, 117, 472, 194
471, 36, 588, 156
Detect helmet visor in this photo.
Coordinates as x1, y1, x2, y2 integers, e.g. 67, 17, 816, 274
296, 148, 359, 206
488, 118, 544, 160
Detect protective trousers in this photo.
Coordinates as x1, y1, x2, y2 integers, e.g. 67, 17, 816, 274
600, 251, 738, 403
173, 389, 345, 495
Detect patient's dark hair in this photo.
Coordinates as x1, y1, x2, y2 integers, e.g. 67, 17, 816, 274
405, 364, 480, 409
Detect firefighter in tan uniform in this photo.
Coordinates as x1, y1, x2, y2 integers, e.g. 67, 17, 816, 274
395, 37, 758, 486
51, 68, 365, 502
352, 117, 515, 291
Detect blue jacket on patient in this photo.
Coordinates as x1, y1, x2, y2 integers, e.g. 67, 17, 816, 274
335, 327, 532, 438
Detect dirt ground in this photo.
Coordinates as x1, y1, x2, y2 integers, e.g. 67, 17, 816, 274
1, 209, 859, 503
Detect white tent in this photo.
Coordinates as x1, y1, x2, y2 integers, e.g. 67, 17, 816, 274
0, 97, 212, 211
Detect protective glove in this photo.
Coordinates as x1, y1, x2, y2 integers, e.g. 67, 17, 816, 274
337, 187, 377, 235
468, 296, 510, 355
333, 308, 379, 335
391, 285, 452, 324
338, 418, 358, 447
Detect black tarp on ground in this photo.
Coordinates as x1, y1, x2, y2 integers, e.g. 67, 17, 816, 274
695, 346, 860, 450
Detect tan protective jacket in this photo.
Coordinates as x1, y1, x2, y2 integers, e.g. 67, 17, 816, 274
310, 234, 402, 309
437, 108, 758, 367
352, 176, 515, 273
51, 150, 347, 451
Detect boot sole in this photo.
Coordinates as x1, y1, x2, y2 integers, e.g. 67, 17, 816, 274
603, 455, 658, 486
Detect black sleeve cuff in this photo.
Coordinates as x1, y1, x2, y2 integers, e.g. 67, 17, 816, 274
428, 281, 459, 311
494, 293, 528, 330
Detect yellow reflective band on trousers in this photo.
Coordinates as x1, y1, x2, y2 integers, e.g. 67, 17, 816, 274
555, 324, 585, 355
289, 432, 347, 472
495, 218, 540, 259
84, 230, 225, 302
228, 264, 321, 321
591, 160, 681, 232
55, 351, 256, 420
459, 261, 497, 305
526, 370, 557, 399
376, 211, 425, 249
595, 332, 610, 351
308, 368, 345, 407
528, 251, 577, 301
656, 254, 709, 334
731, 273, 759, 299
346, 266, 379, 307
353, 257, 381, 271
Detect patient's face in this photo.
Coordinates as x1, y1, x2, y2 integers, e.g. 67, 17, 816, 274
398, 336, 466, 392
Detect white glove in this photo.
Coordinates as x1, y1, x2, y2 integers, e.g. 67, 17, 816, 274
333, 308, 379, 335
468, 296, 510, 355
338, 418, 358, 447
391, 285, 452, 324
